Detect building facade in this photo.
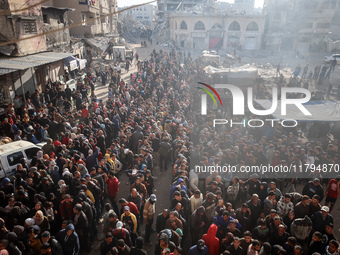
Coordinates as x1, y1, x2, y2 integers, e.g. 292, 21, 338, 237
158, 0, 216, 17
52, 0, 118, 37
264, 0, 340, 52
121, 4, 157, 26
0, 0, 47, 56
169, 13, 265, 50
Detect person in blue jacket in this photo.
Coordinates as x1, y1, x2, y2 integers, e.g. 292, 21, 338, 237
170, 178, 187, 202
188, 239, 209, 255
213, 210, 242, 229
57, 223, 80, 255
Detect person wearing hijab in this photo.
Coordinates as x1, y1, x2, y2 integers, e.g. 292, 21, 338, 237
34, 210, 50, 234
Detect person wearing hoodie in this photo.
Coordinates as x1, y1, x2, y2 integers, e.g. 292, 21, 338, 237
56, 223, 80, 255
190, 206, 207, 245
187, 239, 209, 255
170, 178, 187, 202
154, 233, 176, 255
202, 224, 219, 255
259, 242, 271, 255
130, 236, 147, 255
290, 215, 312, 245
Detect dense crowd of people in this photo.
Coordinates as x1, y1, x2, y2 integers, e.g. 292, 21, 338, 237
0, 46, 339, 255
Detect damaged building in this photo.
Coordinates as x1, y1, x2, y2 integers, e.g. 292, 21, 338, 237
0, 0, 86, 106
264, 0, 340, 52
169, 10, 265, 50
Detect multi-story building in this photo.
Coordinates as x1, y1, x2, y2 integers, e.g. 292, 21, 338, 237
121, 4, 157, 26
169, 12, 265, 50
0, 0, 47, 56
264, 0, 340, 52
53, 0, 118, 37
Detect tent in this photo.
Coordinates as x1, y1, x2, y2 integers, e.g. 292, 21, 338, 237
254, 100, 340, 121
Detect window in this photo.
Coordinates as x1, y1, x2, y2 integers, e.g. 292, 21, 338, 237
246, 22, 259, 31
25, 148, 40, 160
211, 23, 223, 30
7, 152, 24, 167
194, 21, 205, 30
59, 14, 64, 24
22, 20, 37, 34
228, 21, 240, 31
43, 14, 48, 24
180, 21, 187, 30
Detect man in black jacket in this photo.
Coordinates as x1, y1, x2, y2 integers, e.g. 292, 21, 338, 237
156, 209, 169, 233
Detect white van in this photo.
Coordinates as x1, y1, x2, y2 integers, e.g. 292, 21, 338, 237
0, 141, 41, 179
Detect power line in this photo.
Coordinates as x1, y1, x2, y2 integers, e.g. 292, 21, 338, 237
0, 0, 51, 16
0, 0, 159, 47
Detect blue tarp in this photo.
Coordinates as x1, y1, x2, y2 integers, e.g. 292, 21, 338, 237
254, 100, 340, 121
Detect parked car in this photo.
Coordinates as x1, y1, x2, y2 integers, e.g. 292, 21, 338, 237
0, 141, 41, 179
324, 54, 340, 64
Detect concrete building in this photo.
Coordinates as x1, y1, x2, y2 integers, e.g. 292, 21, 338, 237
169, 12, 265, 50
158, 0, 216, 17
0, 0, 47, 56
233, 0, 255, 12
41, 5, 74, 51
264, 0, 340, 52
121, 4, 157, 26
52, 0, 118, 37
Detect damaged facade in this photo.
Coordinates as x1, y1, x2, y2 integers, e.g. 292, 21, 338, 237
52, 0, 118, 38
169, 12, 265, 50
0, 0, 47, 57
264, 0, 340, 52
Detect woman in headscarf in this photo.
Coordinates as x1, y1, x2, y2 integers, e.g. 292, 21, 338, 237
29, 202, 47, 218
33, 210, 50, 233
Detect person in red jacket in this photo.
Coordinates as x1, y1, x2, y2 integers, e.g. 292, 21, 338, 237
106, 170, 119, 215
59, 194, 74, 220
118, 198, 139, 217
202, 224, 220, 255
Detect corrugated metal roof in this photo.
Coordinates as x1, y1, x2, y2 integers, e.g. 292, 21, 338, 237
0, 51, 74, 75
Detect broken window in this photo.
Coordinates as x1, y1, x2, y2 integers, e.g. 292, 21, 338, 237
22, 20, 37, 34
194, 21, 205, 30
229, 21, 241, 31
246, 22, 259, 31
180, 21, 187, 30
43, 14, 48, 24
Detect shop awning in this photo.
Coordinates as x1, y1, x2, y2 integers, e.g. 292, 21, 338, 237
0, 51, 74, 75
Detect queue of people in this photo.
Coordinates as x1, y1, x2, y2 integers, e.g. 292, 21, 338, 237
0, 46, 339, 255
